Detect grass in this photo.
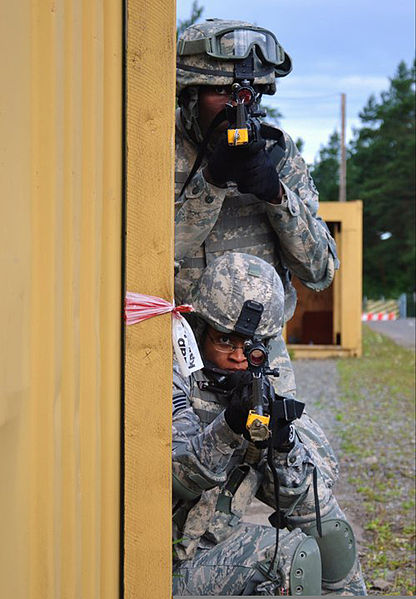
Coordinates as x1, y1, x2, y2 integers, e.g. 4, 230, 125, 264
336, 326, 415, 596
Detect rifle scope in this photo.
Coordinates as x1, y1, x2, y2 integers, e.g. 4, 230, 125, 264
231, 82, 256, 106
244, 340, 268, 369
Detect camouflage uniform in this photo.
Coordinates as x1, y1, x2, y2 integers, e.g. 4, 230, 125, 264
173, 254, 366, 596
172, 365, 366, 596
175, 20, 339, 397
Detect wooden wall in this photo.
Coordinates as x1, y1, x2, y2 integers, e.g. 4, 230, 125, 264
0, 1, 122, 597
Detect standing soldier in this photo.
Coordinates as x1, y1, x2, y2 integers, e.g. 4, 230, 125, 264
175, 19, 339, 396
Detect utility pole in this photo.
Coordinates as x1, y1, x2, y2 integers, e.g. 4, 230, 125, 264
339, 92, 346, 202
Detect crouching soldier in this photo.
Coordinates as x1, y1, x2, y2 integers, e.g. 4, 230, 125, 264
172, 252, 366, 596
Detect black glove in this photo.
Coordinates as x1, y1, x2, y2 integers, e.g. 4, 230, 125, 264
223, 372, 252, 435
206, 136, 243, 186
235, 144, 281, 203
270, 396, 304, 451
207, 134, 281, 201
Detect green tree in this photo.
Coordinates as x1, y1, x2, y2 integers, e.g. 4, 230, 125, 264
348, 60, 415, 297
295, 137, 305, 154
177, 1, 204, 38
261, 104, 283, 125
310, 131, 340, 201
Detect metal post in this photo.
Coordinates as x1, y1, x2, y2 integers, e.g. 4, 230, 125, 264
398, 293, 407, 319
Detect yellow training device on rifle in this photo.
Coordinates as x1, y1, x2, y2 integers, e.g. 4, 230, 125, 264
227, 126, 249, 146
246, 409, 270, 442
226, 82, 256, 147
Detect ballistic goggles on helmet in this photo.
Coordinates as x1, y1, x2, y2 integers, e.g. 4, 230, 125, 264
177, 26, 286, 68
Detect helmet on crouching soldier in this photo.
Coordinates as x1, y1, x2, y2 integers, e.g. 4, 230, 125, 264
190, 252, 285, 341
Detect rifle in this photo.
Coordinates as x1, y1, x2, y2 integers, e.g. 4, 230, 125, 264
178, 80, 266, 197
225, 80, 265, 147
243, 339, 311, 568
243, 339, 304, 446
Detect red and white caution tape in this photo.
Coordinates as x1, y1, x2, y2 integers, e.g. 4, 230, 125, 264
125, 292, 193, 324
125, 292, 203, 377
362, 312, 397, 321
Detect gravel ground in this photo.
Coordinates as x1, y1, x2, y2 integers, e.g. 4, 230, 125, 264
292, 360, 367, 546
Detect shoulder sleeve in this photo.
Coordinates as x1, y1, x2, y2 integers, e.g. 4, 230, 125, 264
172, 359, 191, 416
172, 365, 244, 500
264, 131, 339, 288
174, 169, 227, 262
175, 121, 227, 262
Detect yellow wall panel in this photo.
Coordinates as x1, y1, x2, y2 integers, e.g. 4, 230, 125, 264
0, 1, 31, 595
124, 0, 176, 597
0, 1, 122, 597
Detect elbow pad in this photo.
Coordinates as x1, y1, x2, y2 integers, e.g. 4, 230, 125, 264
172, 472, 201, 501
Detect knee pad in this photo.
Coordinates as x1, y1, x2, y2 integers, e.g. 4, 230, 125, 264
249, 530, 321, 596
308, 518, 357, 584
289, 536, 322, 596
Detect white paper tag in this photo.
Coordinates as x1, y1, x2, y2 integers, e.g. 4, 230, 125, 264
172, 315, 204, 377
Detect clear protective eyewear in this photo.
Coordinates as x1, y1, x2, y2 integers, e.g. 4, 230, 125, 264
177, 26, 285, 67
207, 331, 248, 354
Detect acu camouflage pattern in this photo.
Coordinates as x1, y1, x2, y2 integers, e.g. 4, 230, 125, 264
267, 334, 296, 397
191, 252, 285, 339
172, 363, 367, 595
174, 109, 339, 318
174, 108, 338, 395
173, 523, 315, 596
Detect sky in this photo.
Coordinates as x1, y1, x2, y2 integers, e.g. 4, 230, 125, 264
177, 0, 415, 163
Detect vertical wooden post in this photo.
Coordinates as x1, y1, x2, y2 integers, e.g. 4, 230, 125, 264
124, 0, 175, 597
339, 201, 362, 355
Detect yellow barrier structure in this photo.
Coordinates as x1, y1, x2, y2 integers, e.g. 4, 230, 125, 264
285, 201, 363, 358
1, 0, 176, 596
1, 1, 122, 597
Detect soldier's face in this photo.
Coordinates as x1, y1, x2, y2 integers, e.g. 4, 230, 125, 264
202, 326, 248, 371
198, 85, 233, 136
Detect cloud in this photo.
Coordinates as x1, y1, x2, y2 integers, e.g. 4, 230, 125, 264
276, 119, 362, 164
263, 71, 391, 163
275, 74, 390, 98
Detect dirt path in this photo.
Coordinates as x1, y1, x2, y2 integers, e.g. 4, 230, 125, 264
292, 359, 367, 548
366, 318, 415, 350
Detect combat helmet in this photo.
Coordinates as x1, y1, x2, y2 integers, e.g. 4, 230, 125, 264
177, 18, 292, 98
191, 252, 284, 340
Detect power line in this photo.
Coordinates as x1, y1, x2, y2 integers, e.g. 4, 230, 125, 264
274, 93, 340, 101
